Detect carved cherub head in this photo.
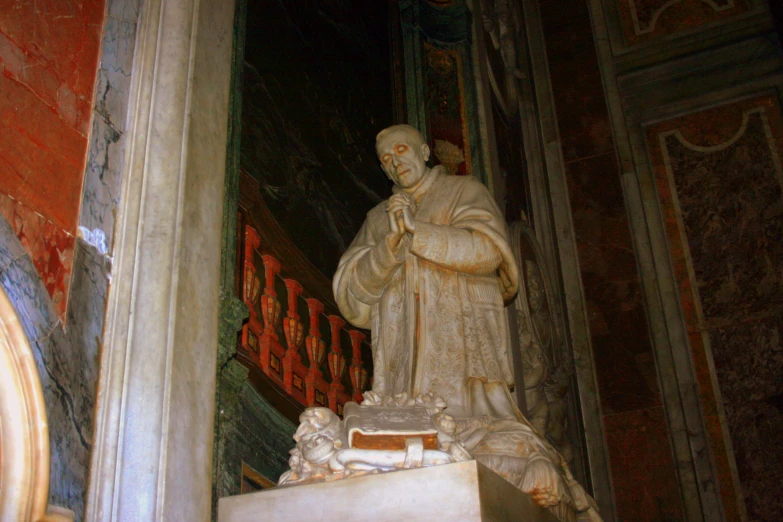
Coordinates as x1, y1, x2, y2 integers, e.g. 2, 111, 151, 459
433, 412, 457, 435
294, 407, 342, 445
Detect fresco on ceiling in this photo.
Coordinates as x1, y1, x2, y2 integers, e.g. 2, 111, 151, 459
241, 0, 393, 278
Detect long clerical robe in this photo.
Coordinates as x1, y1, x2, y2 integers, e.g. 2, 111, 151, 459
334, 166, 520, 419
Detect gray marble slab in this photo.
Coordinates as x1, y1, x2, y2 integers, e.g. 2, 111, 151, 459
65, 0, 140, 514
0, 215, 27, 273
0, 253, 58, 344
219, 460, 561, 522
35, 323, 90, 520
78, 0, 140, 253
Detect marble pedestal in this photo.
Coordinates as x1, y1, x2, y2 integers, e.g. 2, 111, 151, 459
218, 460, 561, 522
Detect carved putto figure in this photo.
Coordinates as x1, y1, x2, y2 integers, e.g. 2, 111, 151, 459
280, 124, 601, 522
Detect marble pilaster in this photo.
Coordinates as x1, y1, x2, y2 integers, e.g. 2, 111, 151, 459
517, 1, 616, 518
84, 0, 236, 520
583, 0, 783, 519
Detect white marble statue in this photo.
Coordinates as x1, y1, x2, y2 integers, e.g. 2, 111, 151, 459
281, 124, 601, 522
334, 124, 520, 420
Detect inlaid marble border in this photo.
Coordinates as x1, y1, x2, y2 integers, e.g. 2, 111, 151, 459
599, 0, 769, 74
516, 1, 618, 518
646, 96, 783, 520
626, 0, 736, 36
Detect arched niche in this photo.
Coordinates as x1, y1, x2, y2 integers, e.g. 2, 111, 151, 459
0, 217, 73, 521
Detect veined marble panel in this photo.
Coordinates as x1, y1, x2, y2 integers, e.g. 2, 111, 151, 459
78, 0, 141, 253
616, 0, 749, 45
0, 248, 59, 345
67, 1, 139, 513
647, 94, 783, 521
35, 324, 92, 520
710, 315, 783, 520
240, 0, 392, 278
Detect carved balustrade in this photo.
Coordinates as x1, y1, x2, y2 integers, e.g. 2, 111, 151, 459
239, 223, 371, 415
348, 330, 368, 403
327, 316, 349, 415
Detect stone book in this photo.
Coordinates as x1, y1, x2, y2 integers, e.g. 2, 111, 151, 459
343, 402, 439, 450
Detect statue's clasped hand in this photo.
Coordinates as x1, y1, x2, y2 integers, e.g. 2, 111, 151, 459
385, 193, 416, 252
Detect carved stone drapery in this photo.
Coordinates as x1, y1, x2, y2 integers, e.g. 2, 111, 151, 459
479, 0, 525, 118
509, 221, 578, 466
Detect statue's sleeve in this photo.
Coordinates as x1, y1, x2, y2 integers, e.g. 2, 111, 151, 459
333, 214, 404, 329
411, 223, 502, 274
410, 178, 507, 276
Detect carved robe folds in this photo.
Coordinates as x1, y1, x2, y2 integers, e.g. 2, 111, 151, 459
334, 166, 520, 420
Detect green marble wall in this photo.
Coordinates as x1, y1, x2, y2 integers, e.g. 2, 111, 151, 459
212, 361, 297, 518
240, 0, 394, 278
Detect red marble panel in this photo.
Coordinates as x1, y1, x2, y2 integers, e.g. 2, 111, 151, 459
0, 192, 74, 320
0, 72, 86, 232
539, 2, 614, 162
616, 0, 750, 46
540, 2, 687, 515
646, 100, 754, 165
0, 0, 104, 125
0, 0, 105, 233
567, 153, 664, 415
604, 407, 685, 521
645, 94, 783, 521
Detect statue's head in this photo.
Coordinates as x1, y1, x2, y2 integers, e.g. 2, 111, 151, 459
376, 124, 431, 191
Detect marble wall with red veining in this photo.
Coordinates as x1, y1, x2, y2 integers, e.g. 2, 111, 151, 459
0, 0, 106, 317
646, 95, 783, 522
615, 0, 749, 45
539, 1, 685, 520
0, 193, 75, 317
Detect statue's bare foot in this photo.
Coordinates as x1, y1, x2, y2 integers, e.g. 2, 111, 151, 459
520, 456, 564, 508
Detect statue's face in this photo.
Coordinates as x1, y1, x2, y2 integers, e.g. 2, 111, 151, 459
377, 129, 431, 191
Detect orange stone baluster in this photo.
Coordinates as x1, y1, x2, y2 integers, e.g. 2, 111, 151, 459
258, 254, 282, 375
243, 226, 262, 315
327, 315, 347, 412
305, 298, 326, 406
348, 330, 367, 403
240, 227, 263, 363
282, 279, 304, 394
259, 255, 282, 337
